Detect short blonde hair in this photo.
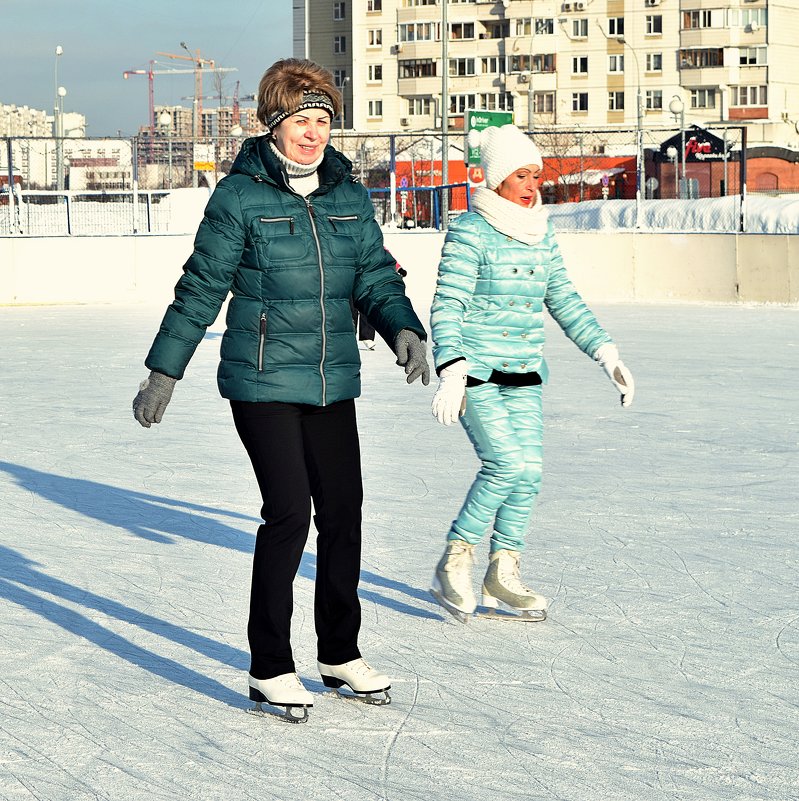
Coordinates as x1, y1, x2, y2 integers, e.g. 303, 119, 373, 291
257, 58, 342, 129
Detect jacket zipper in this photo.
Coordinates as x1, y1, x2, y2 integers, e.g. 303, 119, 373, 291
305, 198, 327, 405
327, 214, 359, 232
258, 313, 267, 371
259, 215, 295, 234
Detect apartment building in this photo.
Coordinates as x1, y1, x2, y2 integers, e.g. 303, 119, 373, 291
293, 0, 799, 148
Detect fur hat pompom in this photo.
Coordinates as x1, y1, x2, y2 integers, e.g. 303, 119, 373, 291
478, 124, 543, 189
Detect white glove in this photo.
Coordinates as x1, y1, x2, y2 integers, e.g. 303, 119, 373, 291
431, 360, 468, 426
594, 343, 635, 408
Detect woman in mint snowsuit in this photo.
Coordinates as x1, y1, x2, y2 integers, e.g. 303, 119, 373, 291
429, 124, 635, 621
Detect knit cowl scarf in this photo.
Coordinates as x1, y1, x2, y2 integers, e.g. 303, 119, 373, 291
470, 186, 549, 246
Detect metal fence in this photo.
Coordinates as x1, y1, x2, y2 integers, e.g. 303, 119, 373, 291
2, 124, 788, 237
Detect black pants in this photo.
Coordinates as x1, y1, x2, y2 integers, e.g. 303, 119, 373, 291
231, 399, 363, 680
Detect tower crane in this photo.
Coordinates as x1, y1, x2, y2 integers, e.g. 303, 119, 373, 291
123, 47, 236, 135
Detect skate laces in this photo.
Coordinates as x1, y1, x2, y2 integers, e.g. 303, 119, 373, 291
275, 673, 304, 690
445, 542, 474, 572
497, 552, 535, 596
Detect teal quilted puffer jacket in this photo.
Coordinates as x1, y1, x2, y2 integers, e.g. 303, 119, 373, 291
145, 136, 425, 405
430, 211, 611, 382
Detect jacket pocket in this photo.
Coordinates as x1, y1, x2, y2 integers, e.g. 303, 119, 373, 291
259, 216, 295, 234
327, 215, 360, 259
257, 312, 267, 371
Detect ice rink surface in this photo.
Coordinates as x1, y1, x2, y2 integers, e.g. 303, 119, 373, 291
1, 300, 797, 801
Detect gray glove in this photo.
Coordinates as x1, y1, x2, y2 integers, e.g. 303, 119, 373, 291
394, 329, 430, 385
133, 371, 177, 428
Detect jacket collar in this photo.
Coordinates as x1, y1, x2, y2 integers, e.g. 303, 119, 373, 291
230, 135, 353, 195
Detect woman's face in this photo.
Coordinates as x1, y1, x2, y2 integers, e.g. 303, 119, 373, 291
495, 164, 542, 208
272, 109, 332, 164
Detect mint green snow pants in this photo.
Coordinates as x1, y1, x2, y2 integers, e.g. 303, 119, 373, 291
448, 382, 544, 553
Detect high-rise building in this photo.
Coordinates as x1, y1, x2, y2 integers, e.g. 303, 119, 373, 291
294, 0, 799, 148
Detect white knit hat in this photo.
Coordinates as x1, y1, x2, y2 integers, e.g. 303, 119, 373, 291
473, 124, 543, 189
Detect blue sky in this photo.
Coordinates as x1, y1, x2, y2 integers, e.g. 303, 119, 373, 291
0, 0, 292, 135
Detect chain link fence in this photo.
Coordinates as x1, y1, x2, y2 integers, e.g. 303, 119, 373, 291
3, 124, 791, 237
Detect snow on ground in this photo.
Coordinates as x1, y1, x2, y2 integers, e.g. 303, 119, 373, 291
1, 300, 797, 801
546, 194, 799, 234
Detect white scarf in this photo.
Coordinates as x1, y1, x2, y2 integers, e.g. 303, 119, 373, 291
470, 186, 549, 245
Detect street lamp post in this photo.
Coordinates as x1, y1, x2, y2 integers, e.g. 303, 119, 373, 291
666, 146, 678, 198
339, 76, 350, 149
55, 86, 67, 191
616, 36, 643, 226
668, 95, 687, 198
158, 111, 174, 189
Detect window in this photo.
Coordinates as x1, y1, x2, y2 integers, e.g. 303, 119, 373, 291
367, 0, 382, 10
609, 92, 625, 111
515, 18, 531, 36
645, 89, 663, 110
367, 100, 383, 118
572, 19, 588, 39
333, 2, 345, 20
645, 15, 663, 35
334, 35, 347, 53
482, 56, 506, 74
399, 22, 439, 42
449, 94, 476, 114
608, 17, 624, 37
532, 53, 555, 73
408, 97, 433, 115
535, 18, 554, 35
367, 64, 383, 82
646, 52, 663, 72
572, 56, 588, 75
483, 21, 510, 39
727, 8, 767, 29
572, 92, 588, 112
608, 54, 624, 73
449, 58, 476, 77
534, 92, 555, 113
683, 10, 712, 30
368, 29, 382, 47
690, 89, 716, 110
398, 59, 436, 78
333, 69, 348, 88
478, 93, 513, 111
509, 55, 531, 72
449, 22, 475, 40
731, 85, 767, 107
740, 47, 767, 66
679, 48, 723, 69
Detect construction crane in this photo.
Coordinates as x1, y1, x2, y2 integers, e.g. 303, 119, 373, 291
156, 43, 236, 124
123, 47, 236, 135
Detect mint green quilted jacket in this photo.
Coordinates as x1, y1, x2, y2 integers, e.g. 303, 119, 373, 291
430, 211, 611, 382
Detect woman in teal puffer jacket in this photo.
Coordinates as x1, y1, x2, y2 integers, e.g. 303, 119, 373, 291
132, 59, 428, 721
429, 124, 635, 623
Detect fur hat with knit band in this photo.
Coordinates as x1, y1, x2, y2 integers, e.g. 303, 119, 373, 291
474, 124, 543, 190
266, 91, 335, 133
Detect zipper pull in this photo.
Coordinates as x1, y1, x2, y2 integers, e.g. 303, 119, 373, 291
305, 199, 315, 219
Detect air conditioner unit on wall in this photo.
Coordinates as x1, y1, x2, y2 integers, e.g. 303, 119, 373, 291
561, 2, 572, 12
399, 117, 410, 127
574, 1, 585, 9
645, 0, 661, 7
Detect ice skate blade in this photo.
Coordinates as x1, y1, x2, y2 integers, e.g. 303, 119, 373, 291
476, 607, 547, 623
430, 587, 473, 623
329, 688, 392, 706
247, 700, 310, 724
